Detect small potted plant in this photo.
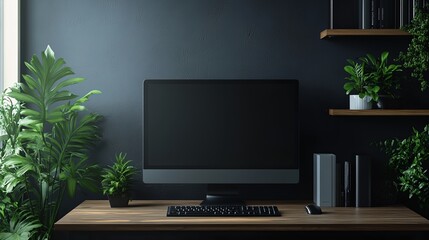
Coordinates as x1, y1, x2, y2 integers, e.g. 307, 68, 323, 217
343, 58, 379, 109
361, 51, 402, 109
101, 152, 136, 207
343, 52, 402, 109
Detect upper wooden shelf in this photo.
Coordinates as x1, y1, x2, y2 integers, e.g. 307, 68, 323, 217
320, 29, 410, 39
329, 109, 429, 116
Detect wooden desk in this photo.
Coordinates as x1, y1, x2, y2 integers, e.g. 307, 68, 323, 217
55, 200, 429, 232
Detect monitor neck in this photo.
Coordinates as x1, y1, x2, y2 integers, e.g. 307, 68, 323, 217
200, 185, 246, 206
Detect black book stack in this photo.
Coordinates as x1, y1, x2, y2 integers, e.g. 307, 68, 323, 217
331, 0, 428, 30
369, 0, 397, 28
344, 155, 372, 207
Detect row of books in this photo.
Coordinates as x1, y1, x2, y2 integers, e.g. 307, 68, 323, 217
330, 0, 428, 29
314, 154, 371, 207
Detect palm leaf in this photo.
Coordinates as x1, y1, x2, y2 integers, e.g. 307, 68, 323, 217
8, 46, 81, 125
0, 210, 41, 240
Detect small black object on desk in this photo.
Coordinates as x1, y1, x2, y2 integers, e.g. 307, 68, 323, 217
305, 204, 322, 215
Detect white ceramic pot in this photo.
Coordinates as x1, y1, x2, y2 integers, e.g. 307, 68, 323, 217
349, 95, 372, 110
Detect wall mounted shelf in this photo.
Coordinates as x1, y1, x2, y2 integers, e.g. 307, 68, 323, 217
329, 109, 429, 116
320, 29, 410, 39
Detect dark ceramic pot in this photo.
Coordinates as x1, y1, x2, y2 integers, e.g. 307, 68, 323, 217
108, 194, 129, 207
376, 95, 400, 109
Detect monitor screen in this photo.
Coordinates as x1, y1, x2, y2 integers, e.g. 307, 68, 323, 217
143, 79, 299, 184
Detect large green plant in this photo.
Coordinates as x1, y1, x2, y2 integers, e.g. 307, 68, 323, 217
399, 6, 429, 91
0, 46, 102, 239
379, 125, 429, 211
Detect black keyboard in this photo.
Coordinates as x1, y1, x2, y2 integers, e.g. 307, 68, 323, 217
167, 205, 281, 217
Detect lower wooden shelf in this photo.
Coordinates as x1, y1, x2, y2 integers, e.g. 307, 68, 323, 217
329, 109, 429, 116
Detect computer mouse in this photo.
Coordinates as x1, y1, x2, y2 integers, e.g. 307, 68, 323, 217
305, 204, 322, 215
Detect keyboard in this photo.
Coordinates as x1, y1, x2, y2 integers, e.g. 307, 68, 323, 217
167, 205, 281, 217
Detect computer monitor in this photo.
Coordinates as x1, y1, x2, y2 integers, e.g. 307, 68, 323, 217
142, 79, 299, 205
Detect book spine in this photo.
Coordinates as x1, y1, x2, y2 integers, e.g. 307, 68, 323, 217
378, 0, 383, 28
359, 0, 372, 29
336, 160, 344, 207
400, 0, 404, 27
407, 0, 414, 24
355, 155, 372, 207
371, 0, 380, 28
344, 161, 352, 207
330, 0, 334, 29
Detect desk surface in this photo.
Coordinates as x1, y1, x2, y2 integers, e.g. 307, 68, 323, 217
54, 200, 429, 232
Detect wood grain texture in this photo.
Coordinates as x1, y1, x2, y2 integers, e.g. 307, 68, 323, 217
328, 109, 429, 116
54, 200, 429, 232
320, 29, 410, 39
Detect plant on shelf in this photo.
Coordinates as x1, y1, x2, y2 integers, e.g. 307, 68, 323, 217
343, 51, 402, 109
361, 51, 403, 108
379, 125, 429, 217
399, 6, 429, 91
343, 57, 379, 109
101, 152, 136, 207
0, 46, 102, 239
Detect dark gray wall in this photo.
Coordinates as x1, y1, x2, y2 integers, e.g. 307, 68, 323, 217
21, 0, 428, 216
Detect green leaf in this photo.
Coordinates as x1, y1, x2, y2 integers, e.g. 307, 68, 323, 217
75, 90, 102, 105
41, 180, 48, 205
46, 110, 65, 123
18, 117, 40, 127
48, 90, 78, 105
344, 82, 354, 91
20, 109, 40, 118
52, 77, 85, 93
367, 53, 377, 65
67, 178, 77, 197
44, 45, 55, 60
381, 51, 389, 63
373, 86, 380, 93
21, 75, 39, 90
344, 65, 356, 75
7, 91, 41, 109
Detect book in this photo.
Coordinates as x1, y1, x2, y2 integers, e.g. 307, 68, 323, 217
344, 155, 372, 207
359, 0, 372, 29
371, 0, 380, 28
379, 0, 396, 28
344, 160, 354, 207
355, 155, 372, 207
313, 153, 337, 207
331, 0, 360, 29
336, 159, 345, 207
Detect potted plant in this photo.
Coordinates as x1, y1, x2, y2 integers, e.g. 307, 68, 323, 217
343, 52, 402, 109
101, 152, 136, 207
0, 46, 102, 239
343, 58, 379, 109
379, 125, 429, 218
361, 51, 402, 109
399, 6, 429, 91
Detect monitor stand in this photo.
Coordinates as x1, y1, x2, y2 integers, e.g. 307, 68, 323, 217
200, 184, 245, 206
